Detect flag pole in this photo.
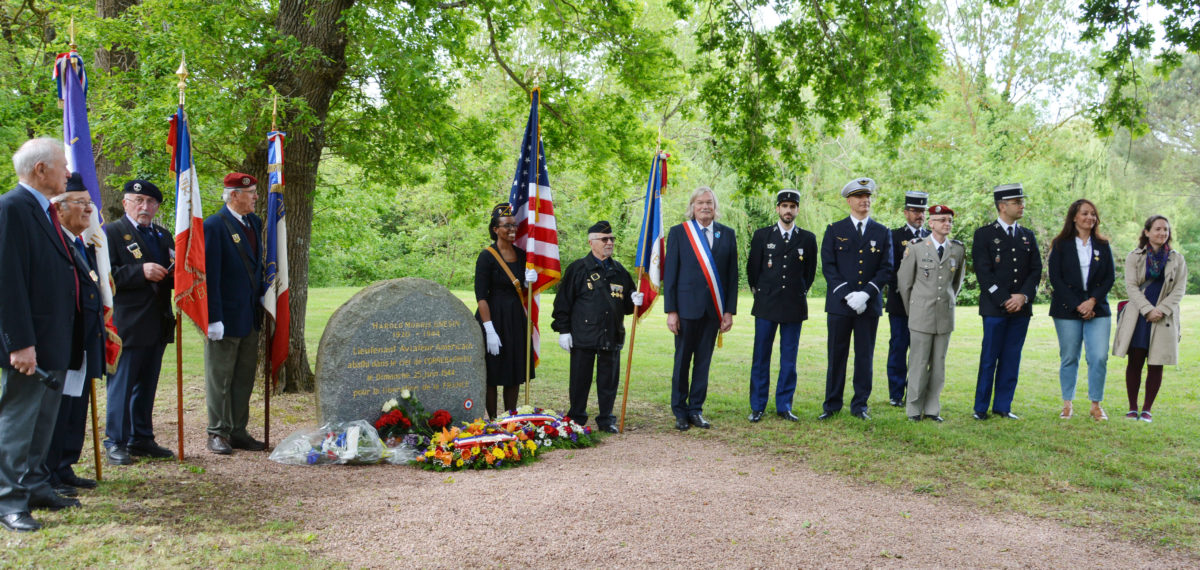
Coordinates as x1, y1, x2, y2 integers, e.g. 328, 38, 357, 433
175, 55, 188, 462
522, 87, 540, 407
262, 94, 277, 447
618, 266, 644, 434
89, 379, 103, 481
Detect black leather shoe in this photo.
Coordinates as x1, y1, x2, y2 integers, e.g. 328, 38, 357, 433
599, 424, 619, 434
972, 412, 989, 420
0, 512, 41, 532
817, 411, 836, 420
207, 434, 233, 455
61, 473, 97, 489
688, 414, 712, 429
908, 415, 922, 422
748, 411, 764, 423
995, 412, 1020, 420
51, 484, 78, 498
30, 494, 81, 511
230, 435, 266, 451
928, 415, 945, 422
851, 410, 871, 420
889, 399, 904, 407
777, 410, 800, 422
106, 446, 133, 466
674, 418, 691, 431
130, 440, 176, 459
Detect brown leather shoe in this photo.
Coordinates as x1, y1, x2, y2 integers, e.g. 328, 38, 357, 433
207, 434, 233, 455
1060, 402, 1073, 419
1090, 403, 1108, 421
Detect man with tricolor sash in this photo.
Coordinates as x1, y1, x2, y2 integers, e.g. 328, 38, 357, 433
663, 187, 738, 431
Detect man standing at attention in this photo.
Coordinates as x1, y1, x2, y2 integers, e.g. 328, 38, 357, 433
664, 187, 737, 431
551, 221, 641, 433
745, 189, 817, 422
972, 183, 1042, 420
0, 138, 80, 532
885, 191, 929, 407
819, 178, 893, 421
203, 173, 266, 454
897, 204, 965, 422
104, 179, 176, 464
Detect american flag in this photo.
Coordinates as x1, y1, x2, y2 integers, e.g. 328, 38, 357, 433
262, 131, 290, 382
508, 88, 561, 364
634, 152, 667, 320
54, 49, 122, 372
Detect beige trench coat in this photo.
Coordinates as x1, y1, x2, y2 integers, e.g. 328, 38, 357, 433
1112, 247, 1188, 365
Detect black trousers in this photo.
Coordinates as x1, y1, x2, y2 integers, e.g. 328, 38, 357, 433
46, 378, 92, 485
567, 347, 620, 428
671, 316, 719, 420
824, 313, 879, 414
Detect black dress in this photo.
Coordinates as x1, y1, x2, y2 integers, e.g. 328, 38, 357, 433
474, 244, 534, 386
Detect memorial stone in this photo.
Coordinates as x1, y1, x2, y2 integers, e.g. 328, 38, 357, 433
316, 278, 485, 424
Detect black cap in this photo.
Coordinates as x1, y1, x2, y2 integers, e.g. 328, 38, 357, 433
65, 172, 87, 193
123, 179, 163, 203
904, 191, 929, 210
491, 202, 514, 218
588, 220, 612, 234
776, 189, 800, 205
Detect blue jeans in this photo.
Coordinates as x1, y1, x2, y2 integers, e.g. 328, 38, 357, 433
1053, 317, 1110, 402
749, 318, 802, 413
975, 316, 1030, 415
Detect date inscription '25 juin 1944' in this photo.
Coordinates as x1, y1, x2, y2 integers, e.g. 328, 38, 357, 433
315, 278, 486, 424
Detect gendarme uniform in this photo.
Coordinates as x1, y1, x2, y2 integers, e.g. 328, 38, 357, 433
897, 204, 965, 420
550, 221, 635, 430
885, 190, 930, 406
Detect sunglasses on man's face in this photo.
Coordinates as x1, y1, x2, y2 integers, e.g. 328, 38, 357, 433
590, 236, 615, 243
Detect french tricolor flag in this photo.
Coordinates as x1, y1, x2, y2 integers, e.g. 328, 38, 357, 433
168, 108, 208, 332
634, 152, 667, 320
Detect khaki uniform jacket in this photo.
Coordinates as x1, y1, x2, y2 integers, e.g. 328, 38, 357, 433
1112, 248, 1187, 365
897, 237, 966, 335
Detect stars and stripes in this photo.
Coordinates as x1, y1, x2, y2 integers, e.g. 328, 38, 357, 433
507, 88, 561, 364
262, 131, 290, 382
634, 152, 667, 320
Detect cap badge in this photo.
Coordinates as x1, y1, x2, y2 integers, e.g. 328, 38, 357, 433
133, 182, 142, 192
242, 176, 251, 186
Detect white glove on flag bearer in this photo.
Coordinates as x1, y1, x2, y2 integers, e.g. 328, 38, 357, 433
558, 333, 573, 352
525, 269, 538, 286
207, 321, 225, 341
631, 292, 644, 306
482, 321, 502, 355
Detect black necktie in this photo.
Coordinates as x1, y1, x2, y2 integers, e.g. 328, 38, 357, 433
937, 244, 944, 259
783, 230, 790, 243
74, 236, 93, 271
139, 224, 162, 263
1007, 226, 1014, 238
856, 221, 863, 236
702, 227, 710, 247
241, 220, 259, 254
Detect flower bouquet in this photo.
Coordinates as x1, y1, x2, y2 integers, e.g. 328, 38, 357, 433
414, 419, 539, 471
375, 390, 455, 449
495, 406, 595, 450
268, 420, 388, 465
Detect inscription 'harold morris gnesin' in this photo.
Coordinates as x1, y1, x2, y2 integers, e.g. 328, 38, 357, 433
316, 279, 486, 424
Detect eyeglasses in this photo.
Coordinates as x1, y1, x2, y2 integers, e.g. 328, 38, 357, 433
64, 199, 94, 208
497, 223, 518, 229
124, 196, 158, 206
590, 236, 615, 243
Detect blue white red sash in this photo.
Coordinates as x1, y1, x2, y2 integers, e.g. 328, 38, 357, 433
682, 220, 725, 316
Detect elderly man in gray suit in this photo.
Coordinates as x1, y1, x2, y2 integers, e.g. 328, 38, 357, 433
897, 204, 965, 422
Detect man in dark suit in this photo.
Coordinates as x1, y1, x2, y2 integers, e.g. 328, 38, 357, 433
663, 186, 737, 431
203, 173, 266, 455
44, 174, 106, 497
745, 189, 817, 422
551, 221, 640, 433
103, 180, 176, 464
884, 191, 929, 407
0, 138, 81, 532
819, 177, 893, 421
972, 183, 1042, 420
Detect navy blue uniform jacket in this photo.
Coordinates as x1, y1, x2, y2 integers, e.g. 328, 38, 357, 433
663, 221, 738, 319
747, 224, 817, 323
105, 216, 176, 348
203, 206, 265, 338
821, 217, 894, 317
971, 221, 1042, 317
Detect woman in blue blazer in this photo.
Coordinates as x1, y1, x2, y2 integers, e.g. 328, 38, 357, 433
1047, 199, 1115, 421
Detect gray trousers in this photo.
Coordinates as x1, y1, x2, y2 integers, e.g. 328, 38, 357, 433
204, 330, 258, 439
0, 368, 64, 514
906, 330, 950, 417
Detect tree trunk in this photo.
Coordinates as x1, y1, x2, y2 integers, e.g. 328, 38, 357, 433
93, 0, 139, 222
240, 0, 356, 393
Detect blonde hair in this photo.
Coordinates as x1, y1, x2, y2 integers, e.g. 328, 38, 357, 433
685, 186, 720, 221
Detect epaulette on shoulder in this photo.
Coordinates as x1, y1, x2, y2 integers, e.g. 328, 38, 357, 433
950, 239, 963, 245
908, 237, 924, 245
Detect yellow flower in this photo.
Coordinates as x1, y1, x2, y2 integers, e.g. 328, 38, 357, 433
525, 440, 536, 451
456, 459, 464, 467
425, 450, 435, 457
492, 447, 506, 460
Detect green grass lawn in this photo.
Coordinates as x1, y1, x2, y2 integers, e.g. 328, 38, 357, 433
3, 287, 1197, 565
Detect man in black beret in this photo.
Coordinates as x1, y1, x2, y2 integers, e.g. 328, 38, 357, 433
102, 179, 176, 464
745, 189, 817, 422
551, 221, 640, 433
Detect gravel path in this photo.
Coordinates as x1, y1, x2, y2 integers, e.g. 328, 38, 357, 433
188, 425, 1197, 568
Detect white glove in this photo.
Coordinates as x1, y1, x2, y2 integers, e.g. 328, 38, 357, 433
524, 269, 538, 285
631, 292, 644, 306
844, 291, 869, 313
207, 321, 225, 341
558, 333, 573, 352
854, 302, 867, 315
482, 321, 502, 356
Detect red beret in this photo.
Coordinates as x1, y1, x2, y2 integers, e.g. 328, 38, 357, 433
223, 172, 257, 189
928, 204, 955, 217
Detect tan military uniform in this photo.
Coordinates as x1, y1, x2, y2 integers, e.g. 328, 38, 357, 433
897, 236, 965, 417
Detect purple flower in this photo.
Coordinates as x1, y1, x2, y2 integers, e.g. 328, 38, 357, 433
403, 434, 420, 447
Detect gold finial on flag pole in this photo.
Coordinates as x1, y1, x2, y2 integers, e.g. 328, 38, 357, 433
176, 55, 189, 106
271, 90, 279, 131
69, 17, 77, 50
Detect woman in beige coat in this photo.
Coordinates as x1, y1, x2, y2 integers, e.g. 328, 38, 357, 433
1111, 215, 1187, 423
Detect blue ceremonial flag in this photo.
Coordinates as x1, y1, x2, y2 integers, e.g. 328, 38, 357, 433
633, 152, 668, 320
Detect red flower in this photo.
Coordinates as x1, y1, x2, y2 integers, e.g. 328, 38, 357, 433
544, 425, 558, 437
428, 409, 453, 429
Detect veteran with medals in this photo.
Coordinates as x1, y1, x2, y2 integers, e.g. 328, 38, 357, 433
897, 205, 965, 422
103, 179, 177, 464
745, 189, 817, 422
551, 221, 640, 433
971, 183, 1042, 420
